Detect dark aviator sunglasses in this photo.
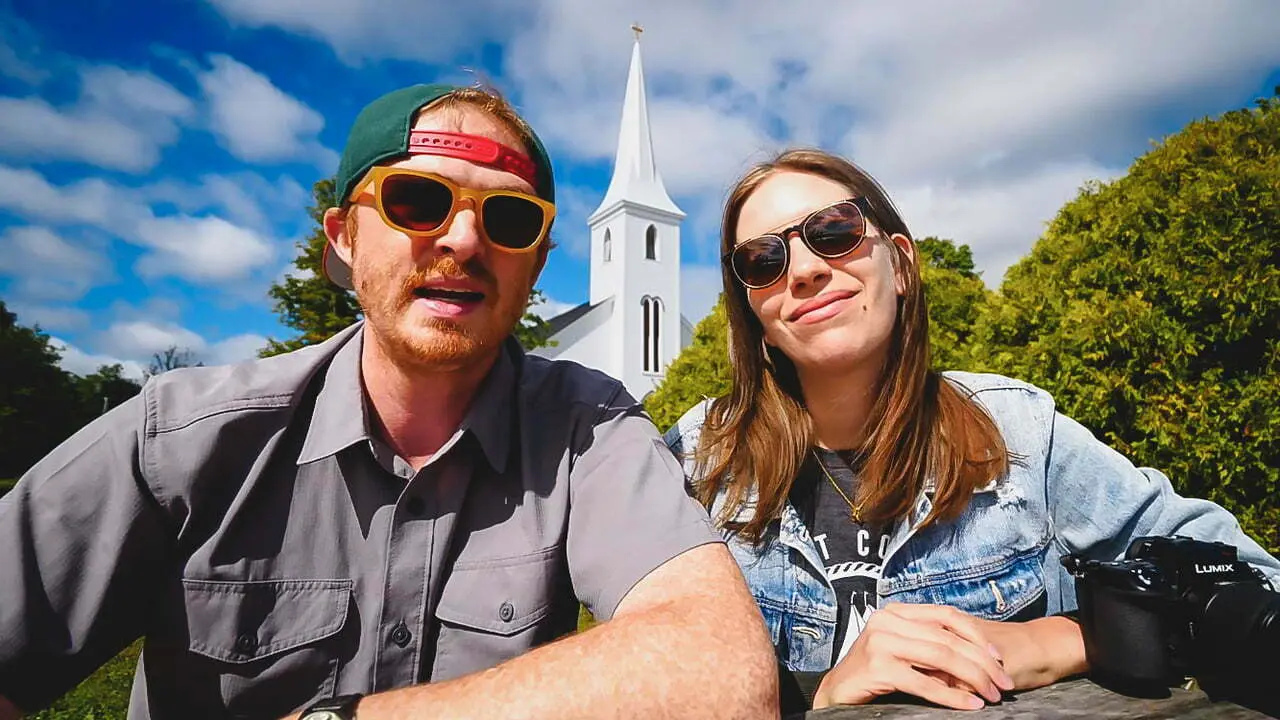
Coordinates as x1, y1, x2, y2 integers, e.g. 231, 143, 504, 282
724, 197, 874, 289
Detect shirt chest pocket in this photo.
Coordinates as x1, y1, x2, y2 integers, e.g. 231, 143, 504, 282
432, 546, 563, 681
178, 578, 352, 718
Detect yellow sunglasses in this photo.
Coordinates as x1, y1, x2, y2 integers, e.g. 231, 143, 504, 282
351, 167, 556, 253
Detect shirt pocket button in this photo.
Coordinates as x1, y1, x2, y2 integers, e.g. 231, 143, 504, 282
499, 602, 515, 622
233, 633, 258, 655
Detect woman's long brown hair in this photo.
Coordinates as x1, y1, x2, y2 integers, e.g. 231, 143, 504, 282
695, 149, 1009, 542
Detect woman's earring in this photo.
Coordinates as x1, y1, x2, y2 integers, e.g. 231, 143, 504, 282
761, 338, 775, 370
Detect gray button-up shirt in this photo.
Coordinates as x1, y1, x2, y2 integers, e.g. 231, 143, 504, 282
0, 323, 719, 719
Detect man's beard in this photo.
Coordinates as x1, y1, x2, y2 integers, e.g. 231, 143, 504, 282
354, 253, 530, 370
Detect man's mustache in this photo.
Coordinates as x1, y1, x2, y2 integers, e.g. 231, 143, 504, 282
399, 256, 497, 298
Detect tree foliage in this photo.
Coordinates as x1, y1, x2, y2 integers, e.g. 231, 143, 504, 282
264, 178, 557, 356
916, 237, 993, 370
973, 93, 1280, 550
0, 301, 141, 478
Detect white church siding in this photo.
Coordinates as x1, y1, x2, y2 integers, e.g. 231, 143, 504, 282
533, 298, 614, 370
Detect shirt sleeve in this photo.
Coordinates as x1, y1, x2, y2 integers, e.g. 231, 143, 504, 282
566, 387, 721, 620
0, 393, 172, 713
1046, 411, 1280, 589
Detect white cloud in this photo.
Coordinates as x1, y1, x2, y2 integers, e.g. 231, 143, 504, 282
88, 319, 266, 371
0, 226, 112, 301
7, 303, 91, 332
96, 320, 207, 360
529, 292, 575, 321
0, 164, 153, 228
894, 161, 1121, 284
145, 172, 310, 232
49, 337, 146, 380
205, 0, 518, 65
208, 333, 268, 364
132, 215, 277, 283
680, 263, 722, 328
0, 65, 193, 172
196, 54, 337, 168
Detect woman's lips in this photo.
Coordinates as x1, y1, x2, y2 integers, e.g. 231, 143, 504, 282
789, 290, 856, 323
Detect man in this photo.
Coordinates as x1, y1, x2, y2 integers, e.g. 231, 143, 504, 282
0, 84, 778, 720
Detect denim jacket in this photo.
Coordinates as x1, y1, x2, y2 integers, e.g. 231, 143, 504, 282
664, 372, 1280, 672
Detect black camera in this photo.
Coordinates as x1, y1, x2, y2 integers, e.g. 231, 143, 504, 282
1062, 535, 1280, 715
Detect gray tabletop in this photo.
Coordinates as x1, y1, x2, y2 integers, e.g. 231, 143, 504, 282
803, 677, 1274, 719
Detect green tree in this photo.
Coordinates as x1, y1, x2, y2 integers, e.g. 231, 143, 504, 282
973, 92, 1280, 551
643, 296, 731, 432
263, 179, 363, 356
916, 236, 993, 370
0, 300, 82, 477
264, 178, 557, 355
74, 364, 141, 420
145, 345, 202, 378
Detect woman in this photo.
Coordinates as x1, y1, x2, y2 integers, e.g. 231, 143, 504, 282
664, 149, 1280, 712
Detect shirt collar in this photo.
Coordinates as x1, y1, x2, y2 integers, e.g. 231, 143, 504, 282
296, 329, 520, 473
459, 336, 519, 474
296, 325, 371, 465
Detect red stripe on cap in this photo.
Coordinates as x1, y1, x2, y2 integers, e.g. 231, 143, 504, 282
407, 130, 539, 188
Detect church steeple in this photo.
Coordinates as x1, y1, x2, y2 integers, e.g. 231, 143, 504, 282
589, 33, 684, 222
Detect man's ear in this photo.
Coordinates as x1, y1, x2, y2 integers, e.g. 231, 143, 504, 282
531, 240, 551, 283
323, 207, 353, 266
889, 232, 916, 296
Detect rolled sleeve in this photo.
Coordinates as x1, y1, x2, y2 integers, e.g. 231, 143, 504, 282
566, 392, 720, 621
0, 394, 170, 712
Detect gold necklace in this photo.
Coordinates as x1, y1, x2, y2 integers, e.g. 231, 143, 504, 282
813, 449, 863, 523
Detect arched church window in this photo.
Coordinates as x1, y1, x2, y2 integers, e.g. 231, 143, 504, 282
642, 296, 662, 373
645, 225, 657, 260
603, 229, 612, 262
642, 297, 652, 372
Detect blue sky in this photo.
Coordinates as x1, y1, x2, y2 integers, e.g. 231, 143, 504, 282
1, 0, 1277, 379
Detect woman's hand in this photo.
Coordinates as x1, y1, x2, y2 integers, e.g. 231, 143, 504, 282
812, 603, 1015, 711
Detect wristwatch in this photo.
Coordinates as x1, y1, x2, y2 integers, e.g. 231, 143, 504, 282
300, 693, 363, 720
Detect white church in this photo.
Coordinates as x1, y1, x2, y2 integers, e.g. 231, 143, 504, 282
531, 37, 694, 401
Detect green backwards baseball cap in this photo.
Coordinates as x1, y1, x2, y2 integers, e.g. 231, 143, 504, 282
323, 83, 556, 289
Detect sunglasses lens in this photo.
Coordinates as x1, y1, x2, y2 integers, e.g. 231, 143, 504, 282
380, 173, 454, 232
733, 236, 787, 288
483, 195, 548, 249
805, 201, 866, 257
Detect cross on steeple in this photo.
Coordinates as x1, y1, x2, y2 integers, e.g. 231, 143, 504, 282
631, 23, 643, 40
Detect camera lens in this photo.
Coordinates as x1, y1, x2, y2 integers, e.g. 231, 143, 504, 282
1196, 582, 1280, 709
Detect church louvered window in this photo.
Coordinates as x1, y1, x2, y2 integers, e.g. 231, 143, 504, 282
645, 225, 657, 260
603, 229, 612, 262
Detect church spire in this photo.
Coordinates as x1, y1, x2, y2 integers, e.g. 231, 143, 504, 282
589, 31, 684, 221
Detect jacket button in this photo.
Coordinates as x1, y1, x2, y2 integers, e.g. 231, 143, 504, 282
234, 633, 258, 655
499, 602, 515, 622
390, 623, 412, 648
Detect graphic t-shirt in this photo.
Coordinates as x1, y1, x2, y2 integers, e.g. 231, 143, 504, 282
792, 448, 891, 664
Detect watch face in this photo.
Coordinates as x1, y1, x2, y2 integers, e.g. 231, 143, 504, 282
304, 712, 343, 720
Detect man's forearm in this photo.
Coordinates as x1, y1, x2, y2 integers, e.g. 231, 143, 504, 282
345, 597, 777, 720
